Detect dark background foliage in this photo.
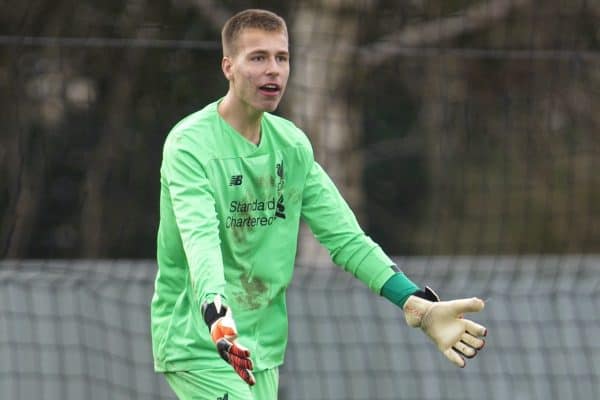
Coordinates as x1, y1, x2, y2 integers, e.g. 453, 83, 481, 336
1, 0, 598, 258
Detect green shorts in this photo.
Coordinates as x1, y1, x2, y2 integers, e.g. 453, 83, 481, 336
163, 367, 279, 400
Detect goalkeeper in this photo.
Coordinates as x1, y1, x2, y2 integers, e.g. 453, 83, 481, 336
151, 8, 487, 400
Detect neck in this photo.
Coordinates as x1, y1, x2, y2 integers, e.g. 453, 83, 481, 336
218, 92, 263, 145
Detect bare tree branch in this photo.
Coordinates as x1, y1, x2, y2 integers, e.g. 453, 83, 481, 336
360, 0, 531, 67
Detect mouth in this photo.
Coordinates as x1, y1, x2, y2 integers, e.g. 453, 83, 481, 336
258, 83, 281, 97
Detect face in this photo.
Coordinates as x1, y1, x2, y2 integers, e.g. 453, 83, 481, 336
222, 28, 290, 113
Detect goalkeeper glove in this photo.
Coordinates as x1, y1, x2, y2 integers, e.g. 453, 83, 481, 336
201, 295, 256, 385
403, 287, 487, 368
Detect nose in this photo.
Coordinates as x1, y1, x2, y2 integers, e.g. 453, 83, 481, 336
265, 57, 280, 76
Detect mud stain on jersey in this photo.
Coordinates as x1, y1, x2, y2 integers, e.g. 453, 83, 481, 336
254, 175, 276, 189
232, 272, 269, 310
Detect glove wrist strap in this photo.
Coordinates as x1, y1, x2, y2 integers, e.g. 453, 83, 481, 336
201, 301, 227, 329
411, 286, 440, 302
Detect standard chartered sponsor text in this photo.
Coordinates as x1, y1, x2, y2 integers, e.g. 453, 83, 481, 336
226, 198, 278, 229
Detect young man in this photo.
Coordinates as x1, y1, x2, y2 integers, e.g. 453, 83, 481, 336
151, 9, 487, 400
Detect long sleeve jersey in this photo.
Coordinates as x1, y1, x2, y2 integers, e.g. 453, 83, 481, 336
151, 100, 395, 372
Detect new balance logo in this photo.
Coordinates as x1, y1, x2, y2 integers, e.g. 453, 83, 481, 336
217, 393, 228, 400
229, 175, 243, 186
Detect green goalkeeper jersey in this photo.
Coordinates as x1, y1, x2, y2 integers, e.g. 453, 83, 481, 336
151, 100, 395, 372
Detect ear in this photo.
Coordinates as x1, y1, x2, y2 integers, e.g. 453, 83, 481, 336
222, 56, 233, 81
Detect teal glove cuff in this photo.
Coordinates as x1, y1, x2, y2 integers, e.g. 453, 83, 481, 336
381, 272, 420, 308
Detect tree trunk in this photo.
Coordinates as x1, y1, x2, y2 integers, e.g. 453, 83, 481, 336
286, 0, 373, 266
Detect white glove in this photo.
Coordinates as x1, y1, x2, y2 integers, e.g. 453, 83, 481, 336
403, 287, 487, 367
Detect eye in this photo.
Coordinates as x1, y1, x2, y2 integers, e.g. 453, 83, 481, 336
277, 55, 288, 63
251, 55, 265, 62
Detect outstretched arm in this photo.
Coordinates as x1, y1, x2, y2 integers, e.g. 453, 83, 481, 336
300, 158, 487, 367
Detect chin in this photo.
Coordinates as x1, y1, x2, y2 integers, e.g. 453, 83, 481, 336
259, 101, 281, 113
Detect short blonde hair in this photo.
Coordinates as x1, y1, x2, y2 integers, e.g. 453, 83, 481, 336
221, 9, 288, 56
